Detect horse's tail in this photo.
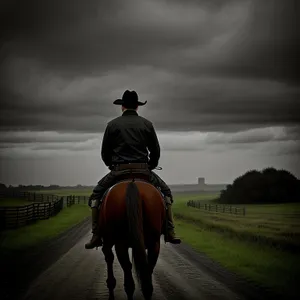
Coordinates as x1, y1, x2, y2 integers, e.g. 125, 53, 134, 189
125, 180, 151, 297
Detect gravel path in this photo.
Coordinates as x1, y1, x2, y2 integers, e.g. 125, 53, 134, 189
1, 217, 277, 300
20, 233, 243, 300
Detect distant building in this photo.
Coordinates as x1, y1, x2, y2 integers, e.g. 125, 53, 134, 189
169, 177, 228, 193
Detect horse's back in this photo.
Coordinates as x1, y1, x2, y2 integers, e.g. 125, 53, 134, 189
100, 180, 165, 241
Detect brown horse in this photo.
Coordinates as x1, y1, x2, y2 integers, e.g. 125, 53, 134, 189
98, 176, 166, 300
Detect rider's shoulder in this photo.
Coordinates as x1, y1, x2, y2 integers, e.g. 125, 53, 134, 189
107, 115, 153, 127
138, 115, 153, 126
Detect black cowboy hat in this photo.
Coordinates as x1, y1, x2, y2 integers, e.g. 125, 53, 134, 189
113, 90, 147, 107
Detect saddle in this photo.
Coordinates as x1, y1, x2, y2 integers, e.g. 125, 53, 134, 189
112, 163, 151, 181
100, 163, 152, 202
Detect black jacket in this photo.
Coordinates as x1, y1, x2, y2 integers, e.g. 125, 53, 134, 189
101, 110, 160, 169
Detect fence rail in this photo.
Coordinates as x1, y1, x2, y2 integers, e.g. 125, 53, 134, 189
0, 197, 64, 230
65, 195, 89, 207
0, 189, 91, 230
187, 200, 246, 215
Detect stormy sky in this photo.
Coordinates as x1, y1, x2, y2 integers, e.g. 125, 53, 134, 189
0, 0, 299, 186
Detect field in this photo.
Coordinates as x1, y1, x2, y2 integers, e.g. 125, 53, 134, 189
0, 202, 90, 253
2, 188, 299, 298
174, 194, 300, 251
0, 189, 92, 253
172, 193, 299, 298
0, 197, 34, 206
31, 189, 93, 196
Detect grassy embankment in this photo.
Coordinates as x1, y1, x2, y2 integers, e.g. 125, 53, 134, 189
172, 192, 300, 299
0, 189, 92, 252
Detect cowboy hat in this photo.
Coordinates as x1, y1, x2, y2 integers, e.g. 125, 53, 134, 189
113, 90, 147, 107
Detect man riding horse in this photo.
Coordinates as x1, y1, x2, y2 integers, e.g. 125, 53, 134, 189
85, 90, 181, 249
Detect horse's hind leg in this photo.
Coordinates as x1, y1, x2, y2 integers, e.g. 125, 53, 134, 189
102, 244, 116, 300
115, 243, 135, 300
146, 240, 160, 298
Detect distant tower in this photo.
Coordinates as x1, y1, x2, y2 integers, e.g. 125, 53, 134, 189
198, 177, 205, 188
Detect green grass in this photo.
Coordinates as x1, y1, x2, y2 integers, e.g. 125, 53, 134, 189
0, 197, 33, 207
173, 193, 300, 251
175, 220, 298, 298
0, 203, 90, 252
171, 192, 299, 298
3, 189, 298, 297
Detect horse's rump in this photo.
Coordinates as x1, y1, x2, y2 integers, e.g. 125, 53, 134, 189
100, 179, 165, 246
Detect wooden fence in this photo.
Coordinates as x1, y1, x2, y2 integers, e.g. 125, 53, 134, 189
65, 195, 89, 207
187, 200, 246, 216
0, 189, 91, 230
0, 190, 89, 207
0, 197, 64, 230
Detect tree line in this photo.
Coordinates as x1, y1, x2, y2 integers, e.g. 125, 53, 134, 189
217, 167, 300, 204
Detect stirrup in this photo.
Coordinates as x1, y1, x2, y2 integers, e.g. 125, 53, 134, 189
166, 237, 181, 244
165, 231, 181, 244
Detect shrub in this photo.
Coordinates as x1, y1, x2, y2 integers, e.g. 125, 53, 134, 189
218, 168, 300, 204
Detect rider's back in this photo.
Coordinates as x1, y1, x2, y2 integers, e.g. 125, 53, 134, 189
103, 110, 160, 166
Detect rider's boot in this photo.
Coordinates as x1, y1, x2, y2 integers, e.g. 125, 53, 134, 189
85, 207, 103, 249
164, 196, 181, 244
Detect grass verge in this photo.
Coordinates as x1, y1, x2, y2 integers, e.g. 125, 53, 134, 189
173, 195, 300, 252
172, 193, 299, 298
175, 219, 299, 299
0, 203, 90, 252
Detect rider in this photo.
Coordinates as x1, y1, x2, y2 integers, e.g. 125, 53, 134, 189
85, 90, 181, 249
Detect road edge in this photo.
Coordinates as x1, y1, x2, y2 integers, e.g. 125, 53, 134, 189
172, 242, 290, 300
2, 217, 295, 300
1, 216, 91, 300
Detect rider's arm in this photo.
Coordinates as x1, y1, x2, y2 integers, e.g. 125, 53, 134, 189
101, 124, 112, 167
147, 123, 160, 169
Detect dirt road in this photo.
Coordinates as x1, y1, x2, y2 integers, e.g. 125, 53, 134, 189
19, 230, 257, 300
2, 217, 274, 300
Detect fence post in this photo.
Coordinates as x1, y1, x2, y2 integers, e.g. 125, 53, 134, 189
26, 205, 29, 223
16, 207, 19, 228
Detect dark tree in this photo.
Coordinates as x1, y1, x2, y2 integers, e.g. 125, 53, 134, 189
217, 168, 300, 204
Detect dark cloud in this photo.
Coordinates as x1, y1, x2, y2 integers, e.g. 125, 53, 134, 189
0, 0, 299, 135
1, 0, 297, 83
1, 0, 216, 76
0, 73, 299, 133
0, 131, 98, 144
203, 0, 300, 85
